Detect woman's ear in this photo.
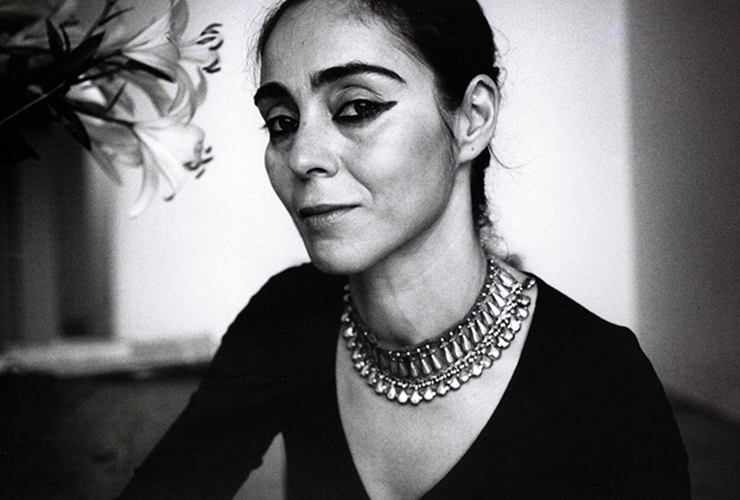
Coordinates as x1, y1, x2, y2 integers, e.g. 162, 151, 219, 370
454, 75, 499, 164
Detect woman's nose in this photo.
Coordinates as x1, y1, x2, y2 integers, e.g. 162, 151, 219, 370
287, 119, 340, 178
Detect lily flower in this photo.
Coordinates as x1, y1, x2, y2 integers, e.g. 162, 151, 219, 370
2, 0, 220, 215
77, 112, 142, 185
177, 22, 223, 108
131, 117, 208, 216
95, 0, 221, 112
98, 0, 187, 81
71, 73, 210, 217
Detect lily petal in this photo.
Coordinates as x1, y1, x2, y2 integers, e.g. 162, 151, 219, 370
77, 114, 144, 184
134, 119, 205, 193
129, 149, 160, 217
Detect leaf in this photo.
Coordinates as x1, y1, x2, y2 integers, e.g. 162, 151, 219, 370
99, 7, 133, 27
124, 59, 175, 83
104, 83, 128, 113
50, 99, 91, 150
67, 32, 105, 75
45, 20, 66, 67
60, 24, 71, 53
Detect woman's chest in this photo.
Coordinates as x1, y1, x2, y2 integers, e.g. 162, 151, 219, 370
335, 349, 513, 500
341, 400, 492, 500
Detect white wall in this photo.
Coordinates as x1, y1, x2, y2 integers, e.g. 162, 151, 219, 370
111, 0, 635, 350
485, 0, 634, 328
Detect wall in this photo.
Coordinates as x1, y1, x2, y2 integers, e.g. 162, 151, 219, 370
629, 0, 740, 421
485, 0, 634, 327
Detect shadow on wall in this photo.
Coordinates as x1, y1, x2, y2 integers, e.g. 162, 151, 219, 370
629, 0, 740, 421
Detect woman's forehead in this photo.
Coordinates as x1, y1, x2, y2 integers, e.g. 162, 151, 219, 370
259, 0, 425, 86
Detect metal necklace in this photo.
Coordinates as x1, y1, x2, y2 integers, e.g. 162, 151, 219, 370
340, 260, 535, 405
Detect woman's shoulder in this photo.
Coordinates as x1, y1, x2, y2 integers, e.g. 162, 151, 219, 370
513, 275, 675, 414
529, 277, 642, 358
492, 277, 689, 499
199, 263, 345, 393
220, 263, 345, 353
236, 262, 346, 325
520, 276, 664, 400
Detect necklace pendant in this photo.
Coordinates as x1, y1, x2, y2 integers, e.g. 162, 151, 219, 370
502, 328, 515, 341
409, 359, 422, 378
430, 352, 444, 371
479, 354, 493, 368
423, 386, 436, 402
487, 300, 502, 318
443, 344, 456, 364
498, 268, 517, 288
516, 306, 529, 319
492, 292, 507, 310
494, 282, 511, 298
341, 322, 355, 339
397, 359, 410, 378
488, 345, 501, 359
460, 333, 474, 353
452, 339, 465, 359
481, 308, 495, 327
396, 389, 410, 404
410, 389, 423, 405
374, 379, 388, 395
385, 384, 398, 401
436, 380, 450, 396
472, 319, 485, 342
420, 357, 434, 376
509, 318, 522, 333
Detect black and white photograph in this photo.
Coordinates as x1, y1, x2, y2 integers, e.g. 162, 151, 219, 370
1, 0, 739, 498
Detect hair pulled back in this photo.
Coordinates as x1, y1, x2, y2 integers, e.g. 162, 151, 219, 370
257, 0, 501, 235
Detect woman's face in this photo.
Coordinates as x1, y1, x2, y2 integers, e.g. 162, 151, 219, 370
256, 0, 468, 274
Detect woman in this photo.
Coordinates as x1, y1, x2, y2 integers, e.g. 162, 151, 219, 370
119, 0, 690, 498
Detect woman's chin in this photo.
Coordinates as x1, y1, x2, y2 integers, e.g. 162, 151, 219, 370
307, 254, 365, 276
305, 244, 374, 276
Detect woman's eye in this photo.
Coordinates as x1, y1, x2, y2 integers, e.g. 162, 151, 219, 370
264, 116, 298, 138
335, 100, 396, 124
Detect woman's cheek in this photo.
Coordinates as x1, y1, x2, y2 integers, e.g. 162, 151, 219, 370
264, 151, 292, 205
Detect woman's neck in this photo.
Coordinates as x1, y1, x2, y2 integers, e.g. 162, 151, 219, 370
348, 241, 488, 350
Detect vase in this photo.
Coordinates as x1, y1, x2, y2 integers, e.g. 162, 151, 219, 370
0, 123, 114, 349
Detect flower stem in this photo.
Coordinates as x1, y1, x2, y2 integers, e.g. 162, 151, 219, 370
0, 82, 66, 128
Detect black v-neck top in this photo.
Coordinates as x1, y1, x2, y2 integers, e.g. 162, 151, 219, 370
118, 264, 690, 500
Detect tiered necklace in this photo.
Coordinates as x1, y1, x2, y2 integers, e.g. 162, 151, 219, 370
340, 260, 535, 405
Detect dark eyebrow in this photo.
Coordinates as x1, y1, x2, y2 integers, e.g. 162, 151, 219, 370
311, 62, 406, 89
254, 62, 405, 106
253, 82, 290, 106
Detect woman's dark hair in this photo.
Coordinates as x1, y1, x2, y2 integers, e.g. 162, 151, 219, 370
257, 0, 501, 236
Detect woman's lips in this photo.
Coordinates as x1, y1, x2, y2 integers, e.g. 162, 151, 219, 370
298, 204, 358, 231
